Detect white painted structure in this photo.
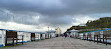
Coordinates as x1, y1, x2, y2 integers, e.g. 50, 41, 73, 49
0, 29, 53, 47
0, 29, 32, 47
70, 29, 79, 38
35, 33, 40, 40
51, 33, 56, 38
0, 29, 6, 47
45, 33, 49, 39
40, 34, 46, 39
18, 31, 31, 43
46, 30, 56, 38
55, 27, 62, 36
79, 33, 83, 39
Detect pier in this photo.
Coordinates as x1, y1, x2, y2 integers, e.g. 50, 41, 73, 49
1, 37, 111, 49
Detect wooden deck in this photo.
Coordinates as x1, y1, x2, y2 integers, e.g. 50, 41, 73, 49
1, 37, 111, 49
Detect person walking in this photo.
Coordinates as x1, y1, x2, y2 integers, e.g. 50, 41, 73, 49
64, 32, 67, 38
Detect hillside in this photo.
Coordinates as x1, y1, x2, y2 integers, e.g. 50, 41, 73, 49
66, 17, 111, 33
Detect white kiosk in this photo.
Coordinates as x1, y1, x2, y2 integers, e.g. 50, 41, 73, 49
70, 29, 79, 38
18, 31, 31, 43
0, 29, 6, 47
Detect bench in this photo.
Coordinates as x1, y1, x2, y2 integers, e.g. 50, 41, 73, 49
5, 30, 24, 46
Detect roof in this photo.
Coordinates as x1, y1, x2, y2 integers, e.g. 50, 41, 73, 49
7, 30, 18, 31
46, 30, 55, 33
83, 28, 111, 33
70, 29, 79, 32
0, 29, 6, 30
0, 29, 47, 34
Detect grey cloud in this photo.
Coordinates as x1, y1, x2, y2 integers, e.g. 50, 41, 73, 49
0, 0, 111, 16
39, 16, 73, 27
0, 0, 111, 32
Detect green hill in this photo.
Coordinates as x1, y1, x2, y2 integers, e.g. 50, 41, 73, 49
66, 17, 111, 33
86, 17, 111, 28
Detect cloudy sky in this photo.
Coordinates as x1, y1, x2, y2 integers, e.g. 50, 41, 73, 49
0, 0, 111, 32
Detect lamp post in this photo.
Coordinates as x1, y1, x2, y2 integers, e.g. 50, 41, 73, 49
48, 27, 49, 38
48, 27, 49, 31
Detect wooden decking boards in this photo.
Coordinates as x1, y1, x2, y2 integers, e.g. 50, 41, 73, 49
1, 37, 111, 49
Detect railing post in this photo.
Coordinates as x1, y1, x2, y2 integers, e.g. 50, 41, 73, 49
85, 35, 86, 40
103, 35, 104, 44
87, 35, 88, 41
99, 34, 101, 43
83, 35, 84, 40
94, 35, 95, 43
5, 37, 7, 45
13, 37, 14, 46
22, 36, 23, 44
97, 35, 98, 44
91, 35, 92, 41
16, 38, 18, 45
105, 35, 107, 45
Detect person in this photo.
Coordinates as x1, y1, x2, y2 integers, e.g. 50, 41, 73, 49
56, 34, 59, 37
64, 32, 67, 38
